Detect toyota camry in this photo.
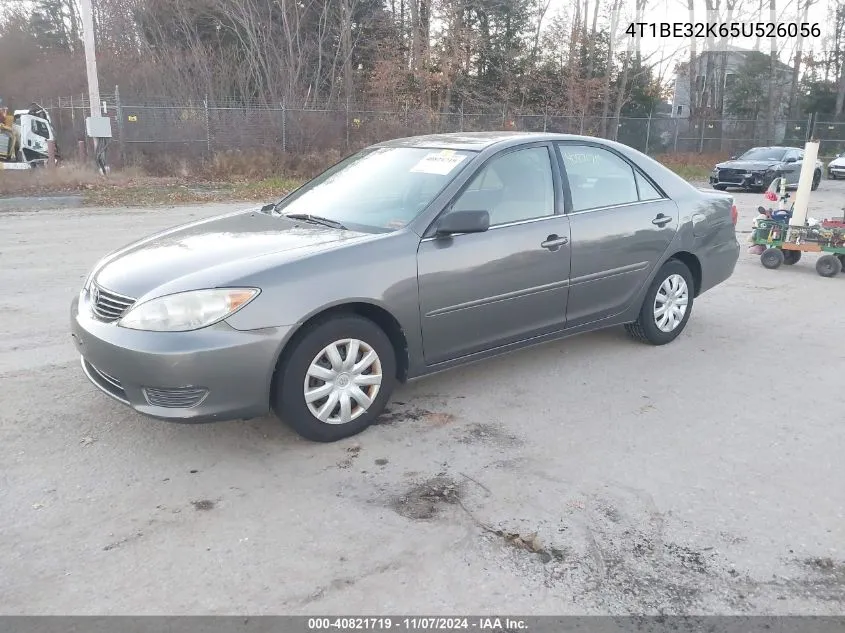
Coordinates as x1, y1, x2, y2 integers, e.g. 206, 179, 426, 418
71, 132, 740, 442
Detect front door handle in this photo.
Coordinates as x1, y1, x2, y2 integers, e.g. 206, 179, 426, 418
541, 234, 569, 250
652, 214, 673, 227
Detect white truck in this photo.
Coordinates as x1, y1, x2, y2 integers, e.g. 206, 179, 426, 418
0, 103, 58, 169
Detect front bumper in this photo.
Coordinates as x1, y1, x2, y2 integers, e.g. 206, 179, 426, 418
70, 292, 293, 422
709, 172, 769, 189
829, 166, 845, 178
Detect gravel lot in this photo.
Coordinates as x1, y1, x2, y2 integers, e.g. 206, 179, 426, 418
2, 180, 844, 615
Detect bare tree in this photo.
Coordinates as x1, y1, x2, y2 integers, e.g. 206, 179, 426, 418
788, 0, 816, 118
766, 0, 778, 141
611, 0, 647, 138
687, 0, 698, 118
599, 0, 623, 136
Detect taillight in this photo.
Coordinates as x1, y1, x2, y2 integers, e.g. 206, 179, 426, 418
730, 204, 738, 225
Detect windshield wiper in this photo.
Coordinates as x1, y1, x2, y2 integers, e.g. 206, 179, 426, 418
284, 213, 348, 230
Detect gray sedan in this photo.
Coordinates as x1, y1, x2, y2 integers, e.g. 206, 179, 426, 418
71, 132, 740, 442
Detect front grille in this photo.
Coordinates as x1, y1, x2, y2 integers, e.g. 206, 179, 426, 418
143, 386, 209, 409
81, 358, 129, 404
718, 169, 746, 183
91, 284, 135, 322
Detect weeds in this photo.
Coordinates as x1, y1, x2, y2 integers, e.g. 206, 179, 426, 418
2, 148, 738, 207
654, 152, 726, 182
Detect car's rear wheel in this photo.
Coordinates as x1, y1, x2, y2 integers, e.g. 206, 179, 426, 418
273, 315, 396, 442
625, 260, 694, 346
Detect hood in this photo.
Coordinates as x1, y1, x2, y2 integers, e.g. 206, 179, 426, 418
91, 207, 370, 298
829, 156, 845, 167
715, 160, 781, 171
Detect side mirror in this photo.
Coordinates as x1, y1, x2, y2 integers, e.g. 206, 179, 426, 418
784, 156, 797, 163
436, 210, 490, 236
730, 155, 737, 160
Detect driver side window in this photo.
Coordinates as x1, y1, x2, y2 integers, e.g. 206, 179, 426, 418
450, 147, 555, 227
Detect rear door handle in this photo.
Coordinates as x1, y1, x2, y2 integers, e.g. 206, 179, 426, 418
541, 234, 569, 250
652, 214, 673, 227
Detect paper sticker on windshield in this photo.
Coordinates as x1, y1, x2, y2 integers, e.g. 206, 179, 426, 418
410, 150, 466, 175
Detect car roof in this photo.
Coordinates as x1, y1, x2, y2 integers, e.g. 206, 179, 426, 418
744, 146, 799, 151
374, 131, 622, 151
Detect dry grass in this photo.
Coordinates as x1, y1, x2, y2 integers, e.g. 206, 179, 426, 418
131, 148, 342, 181
0, 157, 305, 207
654, 152, 727, 182
2, 149, 737, 208
0, 163, 147, 197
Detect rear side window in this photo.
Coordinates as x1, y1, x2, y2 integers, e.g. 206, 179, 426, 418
558, 144, 641, 211
635, 171, 663, 201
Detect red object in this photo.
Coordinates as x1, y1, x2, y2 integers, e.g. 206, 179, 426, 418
822, 219, 845, 228
730, 204, 738, 225
765, 191, 778, 201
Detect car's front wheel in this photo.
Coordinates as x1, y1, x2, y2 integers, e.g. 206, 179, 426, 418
273, 314, 396, 442
713, 184, 727, 191
812, 170, 821, 191
625, 259, 695, 345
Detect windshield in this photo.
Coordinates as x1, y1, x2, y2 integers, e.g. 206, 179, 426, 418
739, 148, 787, 161
275, 146, 475, 232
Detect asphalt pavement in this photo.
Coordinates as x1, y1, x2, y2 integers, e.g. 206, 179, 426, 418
1, 181, 844, 615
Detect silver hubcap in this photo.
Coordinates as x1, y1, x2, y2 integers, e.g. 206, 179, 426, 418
303, 338, 382, 425
653, 274, 689, 333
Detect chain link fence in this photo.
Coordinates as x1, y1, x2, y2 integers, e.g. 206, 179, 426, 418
42, 91, 845, 169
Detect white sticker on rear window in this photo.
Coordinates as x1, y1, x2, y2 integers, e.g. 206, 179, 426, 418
410, 150, 467, 175
562, 151, 600, 164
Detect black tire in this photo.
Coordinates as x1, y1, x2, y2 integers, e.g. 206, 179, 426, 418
713, 184, 727, 191
761, 247, 785, 269
272, 314, 396, 442
811, 170, 821, 191
625, 259, 695, 346
816, 254, 842, 278
838, 255, 845, 269
782, 249, 802, 265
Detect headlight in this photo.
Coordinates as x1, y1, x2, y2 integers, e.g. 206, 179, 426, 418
118, 288, 260, 332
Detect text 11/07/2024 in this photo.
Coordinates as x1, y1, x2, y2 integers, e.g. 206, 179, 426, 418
625, 22, 822, 39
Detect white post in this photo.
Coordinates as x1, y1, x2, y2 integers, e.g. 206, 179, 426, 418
80, 0, 100, 121
79, 0, 111, 173
789, 140, 820, 227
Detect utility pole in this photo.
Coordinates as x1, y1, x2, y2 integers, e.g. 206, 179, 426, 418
79, 0, 112, 174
